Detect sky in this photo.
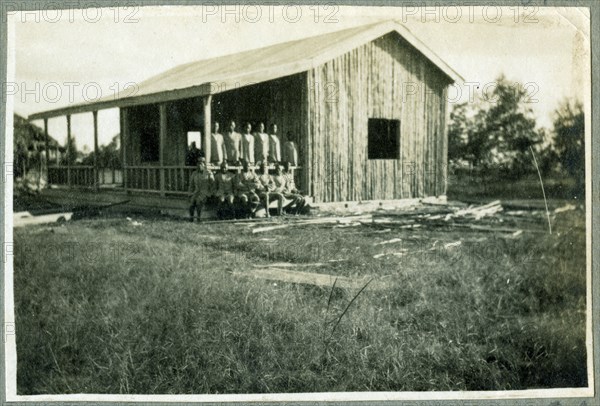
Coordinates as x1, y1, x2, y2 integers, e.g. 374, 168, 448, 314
9, 5, 590, 151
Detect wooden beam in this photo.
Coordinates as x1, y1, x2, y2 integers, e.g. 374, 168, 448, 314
93, 110, 99, 191
159, 103, 167, 196
66, 115, 71, 187
120, 108, 128, 192
442, 89, 450, 196
28, 82, 214, 121
43, 118, 49, 186
203, 95, 212, 162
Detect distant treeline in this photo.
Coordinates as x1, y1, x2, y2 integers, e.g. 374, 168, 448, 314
448, 74, 584, 196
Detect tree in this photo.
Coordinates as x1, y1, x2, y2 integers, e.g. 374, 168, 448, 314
448, 101, 487, 169
552, 98, 584, 195
81, 135, 121, 168
447, 74, 541, 178
483, 75, 540, 176
533, 127, 558, 177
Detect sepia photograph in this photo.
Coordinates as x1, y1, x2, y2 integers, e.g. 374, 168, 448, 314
2, 2, 595, 403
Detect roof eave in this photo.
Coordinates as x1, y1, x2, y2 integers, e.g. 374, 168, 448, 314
28, 82, 214, 121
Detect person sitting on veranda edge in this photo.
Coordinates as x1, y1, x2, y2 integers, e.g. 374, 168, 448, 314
233, 159, 261, 218
257, 161, 284, 217
188, 157, 214, 222
273, 164, 305, 214
282, 161, 307, 214
214, 161, 235, 219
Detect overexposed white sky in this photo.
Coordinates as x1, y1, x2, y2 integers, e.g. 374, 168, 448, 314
10, 5, 590, 150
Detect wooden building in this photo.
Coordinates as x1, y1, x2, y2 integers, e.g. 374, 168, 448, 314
29, 20, 462, 208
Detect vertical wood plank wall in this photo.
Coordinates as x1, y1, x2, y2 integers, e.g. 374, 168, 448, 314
307, 32, 451, 203
211, 74, 307, 147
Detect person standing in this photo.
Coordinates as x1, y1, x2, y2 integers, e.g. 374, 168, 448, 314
210, 122, 227, 164
241, 122, 255, 164
188, 157, 214, 222
282, 131, 298, 166
254, 122, 270, 164
268, 123, 282, 163
224, 120, 241, 165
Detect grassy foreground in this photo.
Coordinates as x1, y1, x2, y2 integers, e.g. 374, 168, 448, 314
14, 208, 587, 394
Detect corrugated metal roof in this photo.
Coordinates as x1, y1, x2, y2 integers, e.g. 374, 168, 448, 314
29, 20, 463, 120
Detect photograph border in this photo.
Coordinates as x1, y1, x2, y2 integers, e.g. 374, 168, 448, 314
1, 0, 597, 404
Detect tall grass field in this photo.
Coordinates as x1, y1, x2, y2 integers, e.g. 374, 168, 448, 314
13, 203, 587, 394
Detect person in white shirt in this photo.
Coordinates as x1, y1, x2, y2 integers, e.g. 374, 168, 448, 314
269, 123, 281, 163
283, 131, 298, 166
254, 122, 270, 164
224, 120, 241, 165
210, 122, 227, 164
241, 123, 255, 164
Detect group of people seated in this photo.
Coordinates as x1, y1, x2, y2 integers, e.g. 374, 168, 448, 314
186, 120, 299, 167
188, 158, 307, 222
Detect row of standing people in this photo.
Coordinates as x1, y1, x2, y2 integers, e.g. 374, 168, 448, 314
186, 121, 299, 167
188, 158, 307, 221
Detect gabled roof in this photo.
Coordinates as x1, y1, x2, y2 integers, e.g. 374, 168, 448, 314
29, 20, 463, 120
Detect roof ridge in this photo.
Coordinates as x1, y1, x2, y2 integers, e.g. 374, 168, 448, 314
135, 20, 394, 88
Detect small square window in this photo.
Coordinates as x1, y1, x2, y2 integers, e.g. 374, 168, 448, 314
368, 118, 400, 160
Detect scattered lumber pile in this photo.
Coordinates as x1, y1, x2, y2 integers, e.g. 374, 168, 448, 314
243, 200, 555, 235
365, 200, 549, 234
450, 200, 503, 220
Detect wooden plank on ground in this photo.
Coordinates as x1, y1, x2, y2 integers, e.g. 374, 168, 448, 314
253, 262, 327, 268
252, 214, 373, 233
252, 224, 292, 233
234, 268, 390, 291
14, 212, 73, 228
